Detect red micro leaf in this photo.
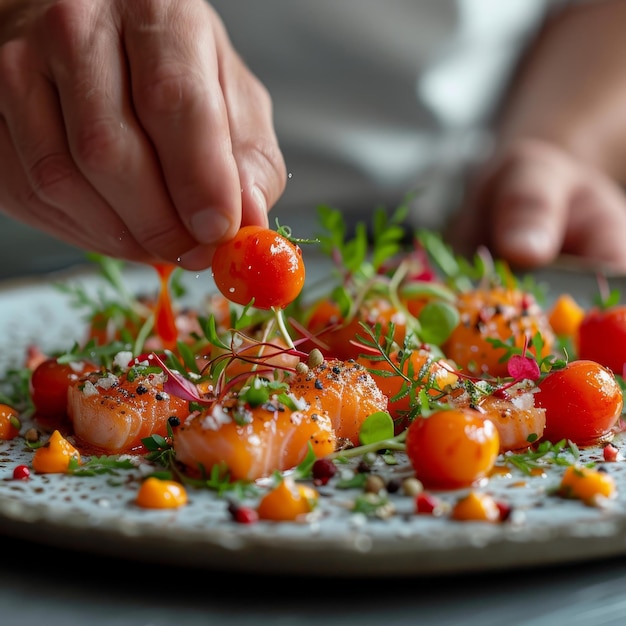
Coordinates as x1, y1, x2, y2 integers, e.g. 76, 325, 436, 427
507, 354, 540, 382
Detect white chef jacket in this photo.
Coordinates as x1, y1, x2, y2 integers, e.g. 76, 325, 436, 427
213, 0, 582, 230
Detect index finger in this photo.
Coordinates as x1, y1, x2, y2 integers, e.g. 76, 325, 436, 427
124, 1, 243, 248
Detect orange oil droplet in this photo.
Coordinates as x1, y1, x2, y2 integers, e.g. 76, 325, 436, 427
490, 465, 512, 478
152, 263, 178, 350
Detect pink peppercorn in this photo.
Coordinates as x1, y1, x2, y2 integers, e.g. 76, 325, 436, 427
312, 458, 337, 486
228, 501, 259, 524
415, 491, 441, 515
12, 465, 30, 480
603, 442, 622, 462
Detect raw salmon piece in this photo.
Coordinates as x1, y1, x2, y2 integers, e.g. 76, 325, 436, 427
450, 382, 546, 453
288, 358, 388, 446
173, 398, 336, 481
67, 369, 189, 454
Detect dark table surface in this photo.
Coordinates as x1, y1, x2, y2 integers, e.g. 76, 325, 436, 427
4, 535, 626, 626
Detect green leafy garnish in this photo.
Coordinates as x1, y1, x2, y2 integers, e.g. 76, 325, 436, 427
359, 411, 395, 446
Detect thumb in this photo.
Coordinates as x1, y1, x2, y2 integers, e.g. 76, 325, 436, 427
487, 149, 572, 269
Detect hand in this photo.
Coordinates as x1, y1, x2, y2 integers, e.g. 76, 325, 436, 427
0, 0, 286, 270
447, 139, 626, 272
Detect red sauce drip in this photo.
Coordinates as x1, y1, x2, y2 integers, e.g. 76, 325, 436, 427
152, 263, 178, 351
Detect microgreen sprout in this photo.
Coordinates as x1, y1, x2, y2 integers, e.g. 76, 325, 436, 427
502, 439, 580, 475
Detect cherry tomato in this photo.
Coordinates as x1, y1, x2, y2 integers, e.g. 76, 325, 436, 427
405, 408, 500, 489
535, 360, 624, 445
443, 286, 554, 377
211, 225, 305, 310
359, 348, 458, 428
0, 403, 20, 440
304, 296, 407, 360
213, 335, 299, 387
578, 306, 626, 375
30, 358, 97, 422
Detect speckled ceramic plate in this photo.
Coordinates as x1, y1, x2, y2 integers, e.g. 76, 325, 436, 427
1, 261, 626, 578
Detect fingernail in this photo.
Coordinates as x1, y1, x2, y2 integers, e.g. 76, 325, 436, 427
252, 185, 268, 214
251, 186, 269, 227
506, 227, 550, 250
500, 227, 554, 262
190, 209, 232, 245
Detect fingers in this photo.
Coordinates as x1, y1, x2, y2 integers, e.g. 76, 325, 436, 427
42, 0, 205, 266
0, 0, 285, 271
486, 142, 572, 268
214, 11, 286, 228
454, 140, 626, 272
564, 174, 626, 271
0, 37, 148, 262
124, 1, 284, 250
0, 112, 147, 261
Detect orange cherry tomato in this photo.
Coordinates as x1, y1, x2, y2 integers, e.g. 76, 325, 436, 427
0, 403, 20, 440
443, 286, 554, 377
577, 305, 626, 376
212, 335, 300, 386
305, 296, 407, 361
30, 358, 97, 423
535, 360, 623, 446
405, 408, 500, 489
211, 225, 305, 310
359, 348, 458, 427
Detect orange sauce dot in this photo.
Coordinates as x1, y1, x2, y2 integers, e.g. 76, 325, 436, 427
559, 465, 616, 504
451, 491, 501, 522
136, 476, 188, 509
257, 478, 319, 521
490, 465, 512, 478
32, 430, 81, 474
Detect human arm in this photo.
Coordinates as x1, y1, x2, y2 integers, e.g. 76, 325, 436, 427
447, 0, 626, 271
0, 0, 286, 270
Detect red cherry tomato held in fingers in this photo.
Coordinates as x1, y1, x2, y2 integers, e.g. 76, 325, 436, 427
535, 360, 624, 446
405, 408, 500, 490
578, 306, 626, 376
30, 358, 97, 422
211, 226, 305, 310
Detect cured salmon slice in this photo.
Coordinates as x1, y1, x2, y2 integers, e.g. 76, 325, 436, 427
288, 358, 389, 446
173, 399, 336, 481
67, 368, 189, 454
